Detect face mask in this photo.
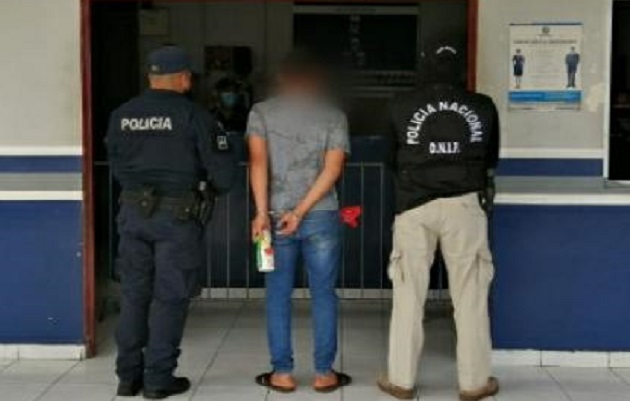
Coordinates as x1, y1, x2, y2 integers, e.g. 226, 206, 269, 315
220, 92, 239, 108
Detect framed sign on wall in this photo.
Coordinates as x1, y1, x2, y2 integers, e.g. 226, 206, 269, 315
508, 23, 583, 111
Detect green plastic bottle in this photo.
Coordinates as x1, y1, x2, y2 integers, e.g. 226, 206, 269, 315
255, 230, 275, 273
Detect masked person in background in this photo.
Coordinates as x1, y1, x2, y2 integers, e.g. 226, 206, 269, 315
213, 77, 249, 133
378, 45, 500, 401
247, 50, 352, 394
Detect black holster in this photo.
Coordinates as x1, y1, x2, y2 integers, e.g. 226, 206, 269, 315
478, 171, 496, 216
195, 183, 217, 225
174, 192, 199, 222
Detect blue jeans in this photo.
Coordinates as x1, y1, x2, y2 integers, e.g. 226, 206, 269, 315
266, 210, 341, 375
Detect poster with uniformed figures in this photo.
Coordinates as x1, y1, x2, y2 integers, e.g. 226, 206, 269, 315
509, 23, 583, 111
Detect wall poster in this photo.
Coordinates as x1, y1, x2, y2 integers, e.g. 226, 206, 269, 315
509, 23, 583, 111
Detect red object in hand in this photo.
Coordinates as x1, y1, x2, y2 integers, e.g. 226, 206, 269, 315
340, 206, 362, 229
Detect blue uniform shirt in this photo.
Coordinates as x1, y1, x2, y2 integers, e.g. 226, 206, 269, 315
566, 53, 580, 73
106, 89, 235, 194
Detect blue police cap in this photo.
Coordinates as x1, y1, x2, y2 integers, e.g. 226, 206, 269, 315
148, 46, 193, 75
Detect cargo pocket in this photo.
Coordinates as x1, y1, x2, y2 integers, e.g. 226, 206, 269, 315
478, 246, 495, 287
461, 196, 487, 219
387, 250, 405, 284
182, 231, 204, 299
160, 223, 204, 301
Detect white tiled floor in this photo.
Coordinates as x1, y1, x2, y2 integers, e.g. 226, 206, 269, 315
1, 299, 630, 400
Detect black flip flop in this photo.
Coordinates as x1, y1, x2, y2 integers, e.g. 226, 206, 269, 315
313, 370, 352, 393
255, 372, 297, 393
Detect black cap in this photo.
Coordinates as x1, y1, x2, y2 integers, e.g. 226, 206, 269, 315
428, 44, 462, 69
433, 45, 459, 58
424, 44, 463, 85
148, 46, 193, 75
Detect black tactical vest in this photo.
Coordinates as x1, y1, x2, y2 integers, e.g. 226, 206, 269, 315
108, 90, 202, 192
390, 84, 499, 213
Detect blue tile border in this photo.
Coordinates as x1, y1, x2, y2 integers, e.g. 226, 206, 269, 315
497, 158, 603, 177
0, 154, 604, 177
0, 156, 82, 173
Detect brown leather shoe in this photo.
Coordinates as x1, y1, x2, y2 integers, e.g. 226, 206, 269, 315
459, 377, 500, 401
377, 377, 416, 400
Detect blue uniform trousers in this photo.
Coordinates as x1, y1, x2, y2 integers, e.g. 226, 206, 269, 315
115, 204, 202, 388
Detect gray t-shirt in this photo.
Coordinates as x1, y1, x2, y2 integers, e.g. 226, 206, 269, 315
246, 95, 350, 213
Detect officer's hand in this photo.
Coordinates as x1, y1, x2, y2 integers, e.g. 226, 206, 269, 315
278, 211, 303, 237
252, 213, 271, 240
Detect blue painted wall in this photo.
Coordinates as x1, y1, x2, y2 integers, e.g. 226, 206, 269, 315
0, 156, 82, 173
497, 158, 603, 177
0, 201, 83, 343
491, 205, 630, 350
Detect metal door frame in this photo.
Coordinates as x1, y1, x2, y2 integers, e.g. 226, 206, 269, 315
80, 0, 480, 357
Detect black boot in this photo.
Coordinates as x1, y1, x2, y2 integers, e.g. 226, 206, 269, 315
117, 379, 143, 397
143, 377, 191, 400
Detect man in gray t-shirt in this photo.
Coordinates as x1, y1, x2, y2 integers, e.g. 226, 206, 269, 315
247, 51, 352, 393
247, 96, 349, 213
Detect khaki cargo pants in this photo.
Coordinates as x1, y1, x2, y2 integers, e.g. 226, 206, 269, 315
386, 193, 495, 392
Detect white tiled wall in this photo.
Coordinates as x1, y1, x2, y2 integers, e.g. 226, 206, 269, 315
494, 350, 630, 368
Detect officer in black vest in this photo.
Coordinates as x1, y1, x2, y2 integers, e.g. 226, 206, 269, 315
378, 45, 500, 401
107, 46, 235, 399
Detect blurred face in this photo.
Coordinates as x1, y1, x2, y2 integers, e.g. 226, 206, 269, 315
277, 70, 325, 95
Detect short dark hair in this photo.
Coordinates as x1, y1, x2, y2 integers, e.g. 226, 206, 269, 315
279, 49, 325, 78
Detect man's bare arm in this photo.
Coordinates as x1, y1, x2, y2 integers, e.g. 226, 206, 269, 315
277, 149, 346, 236
248, 135, 270, 237
294, 149, 346, 218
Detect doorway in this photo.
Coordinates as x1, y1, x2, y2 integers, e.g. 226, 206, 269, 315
83, 0, 477, 354
610, 0, 630, 181
88, 2, 139, 335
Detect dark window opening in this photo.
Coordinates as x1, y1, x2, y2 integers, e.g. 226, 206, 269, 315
610, 1, 630, 180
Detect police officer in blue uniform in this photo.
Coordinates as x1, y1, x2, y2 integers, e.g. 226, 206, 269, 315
565, 46, 580, 89
107, 46, 235, 399
379, 45, 500, 401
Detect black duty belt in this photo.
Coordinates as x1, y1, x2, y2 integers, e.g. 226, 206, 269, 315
119, 189, 197, 219
119, 191, 193, 207
119, 187, 215, 225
